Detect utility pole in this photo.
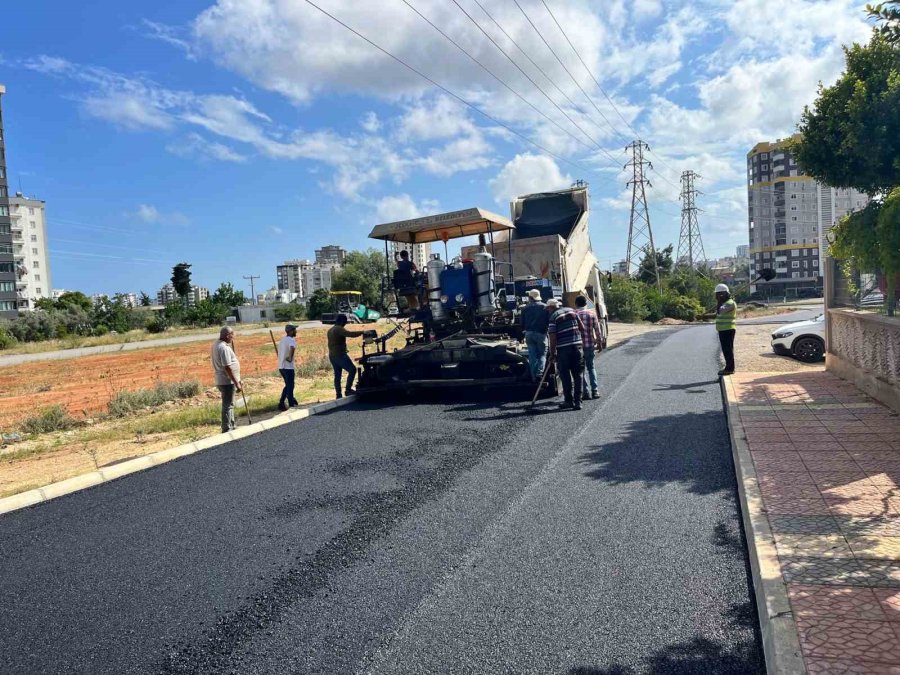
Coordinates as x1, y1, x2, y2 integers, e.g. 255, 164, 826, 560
243, 275, 260, 305
677, 170, 707, 271
625, 140, 659, 289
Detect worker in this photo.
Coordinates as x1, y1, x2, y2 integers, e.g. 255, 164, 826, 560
521, 288, 549, 382
395, 249, 419, 311
327, 314, 366, 398
210, 326, 241, 433
546, 298, 586, 410
574, 296, 602, 399
277, 324, 299, 411
713, 283, 737, 375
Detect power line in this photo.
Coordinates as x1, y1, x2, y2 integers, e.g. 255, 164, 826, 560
300, 0, 609, 184
457, 0, 621, 167
399, 0, 603, 157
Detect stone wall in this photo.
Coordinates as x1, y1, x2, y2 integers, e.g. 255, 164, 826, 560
827, 309, 900, 412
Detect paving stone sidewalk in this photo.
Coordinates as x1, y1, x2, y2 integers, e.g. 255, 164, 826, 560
727, 371, 900, 673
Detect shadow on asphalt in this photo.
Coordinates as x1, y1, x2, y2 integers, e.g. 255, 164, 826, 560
577, 411, 737, 496
651, 380, 719, 393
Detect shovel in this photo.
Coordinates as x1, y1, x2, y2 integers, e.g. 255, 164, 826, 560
529, 357, 554, 409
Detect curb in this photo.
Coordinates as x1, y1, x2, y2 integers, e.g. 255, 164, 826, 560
720, 376, 806, 675
0, 395, 357, 517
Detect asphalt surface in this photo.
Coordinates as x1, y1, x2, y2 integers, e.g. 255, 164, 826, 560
0, 325, 763, 674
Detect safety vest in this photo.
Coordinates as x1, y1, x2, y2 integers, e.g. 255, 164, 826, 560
716, 299, 737, 331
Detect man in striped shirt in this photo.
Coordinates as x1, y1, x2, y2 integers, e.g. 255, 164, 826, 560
575, 295, 602, 399
547, 298, 585, 410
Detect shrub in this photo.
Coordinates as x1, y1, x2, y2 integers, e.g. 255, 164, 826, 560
605, 279, 648, 322
643, 287, 666, 323
296, 353, 332, 378
22, 405, 80, 434
107, 380, 202, 417
146, 315, 169, 333
663, 294, 703, 322
0, 325, 17, 350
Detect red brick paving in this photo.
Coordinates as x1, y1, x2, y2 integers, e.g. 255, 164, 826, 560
732, 372, 900, 672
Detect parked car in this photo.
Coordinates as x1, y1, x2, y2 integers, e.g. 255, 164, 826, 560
771, 314, 825, 363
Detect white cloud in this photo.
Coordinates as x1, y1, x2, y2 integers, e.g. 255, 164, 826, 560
489, 154, 572, 204
269, 226, 284, 235
398, 96, 475, 141
374, 194, 440, 223
166, 132, 246, 162
141, 19, 196, 59
132, 203, 190, 226
360, 111, 381, 133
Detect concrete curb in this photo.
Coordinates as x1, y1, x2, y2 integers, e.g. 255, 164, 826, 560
0, 395, 357, 517
720, 376, 806, 675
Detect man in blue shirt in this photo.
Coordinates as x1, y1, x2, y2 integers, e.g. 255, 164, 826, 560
547, 298, 586, 410
521, 288, 549, 382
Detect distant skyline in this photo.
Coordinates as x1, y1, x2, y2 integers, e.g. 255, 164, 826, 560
0, 0, 874, 297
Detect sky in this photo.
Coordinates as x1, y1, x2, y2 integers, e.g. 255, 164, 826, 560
0, 0, 876, 297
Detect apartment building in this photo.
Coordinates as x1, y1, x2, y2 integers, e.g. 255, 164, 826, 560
8, 194, 51, 311
747, 135, 868, 294
276, 259, 311, 296
0, 85, 15, 318
314, 245, 347, 267
277, 258, 338, 300
156, 283, 209, 306
389, 241, 432, 270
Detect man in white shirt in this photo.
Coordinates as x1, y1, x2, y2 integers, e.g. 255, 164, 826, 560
211, 326, 241, 432
278, 324, 299, 411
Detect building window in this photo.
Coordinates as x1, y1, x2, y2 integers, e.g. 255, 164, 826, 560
792, 261, 800, 268
0, 263, 13, 273
32, 261, 39, 269
0, 281, 14, 292
791, 217, 798, 221
792, 272, 801, 279
0, 243, 11, 254
0, 224, 8, 235
762, 164, 768, 170
35, 287, 41, 294
31, 247, 38, 255
813, 260, 819, 267
0, 166, 5, 179
0, 206, 7, 216
792, 250, 800, 257
761, 153, 768, 159
30, 235, 37, 242
28, 207, 35, 215
30, 221, 36, 229
0, 301, 16, 311
34, 274, 40, 281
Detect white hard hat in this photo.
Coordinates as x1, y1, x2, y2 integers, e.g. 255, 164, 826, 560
546, 298, 560, 308
715, 283, 730, 293
527, 289, 542, 300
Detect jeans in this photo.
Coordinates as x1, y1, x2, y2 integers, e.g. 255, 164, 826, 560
583, 348, 598, 395
330, 354, 356, 397
279, 368, 298, 407
217, 384, 236, 433
524, 331, 548, 381
556, 345, 584, 405
718, 329, 736, 372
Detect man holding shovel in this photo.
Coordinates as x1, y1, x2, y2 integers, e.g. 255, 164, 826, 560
211, 326, 242, 432
276, 324, 299, 411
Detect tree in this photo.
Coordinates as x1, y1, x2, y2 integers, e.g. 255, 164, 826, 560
171, 263, 192, 302
637, 244, 674, 285
868, 2, 900, 43
794, 34, 900, 193
306, 288, 332, 321
211, 282, 246, 308
139, 291, 152, 307
331, 249, 387, 308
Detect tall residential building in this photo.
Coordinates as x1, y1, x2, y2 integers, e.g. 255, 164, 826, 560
277, 259, 312, 296
315, 245, 347, 267
390, 241, 432, 270
156, 283, 208, 307
0, 84, 16, 319
9, 194, 51, 310
747, 135, 868, 293
735, 244, 749, 259
301, 265, 334, 298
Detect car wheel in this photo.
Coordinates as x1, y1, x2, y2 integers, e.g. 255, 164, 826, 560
793, 336, 825, 363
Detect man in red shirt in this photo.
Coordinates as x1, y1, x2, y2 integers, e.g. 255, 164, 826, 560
575, 296, 602, 399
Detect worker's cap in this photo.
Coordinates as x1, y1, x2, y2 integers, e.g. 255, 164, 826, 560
715, 283, 730, 294
527, 289, 542, 300
285, 324, 297, 331
546, 298, 561, 308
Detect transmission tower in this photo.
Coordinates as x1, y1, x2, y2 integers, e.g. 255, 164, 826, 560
677, 170, 707, 271
625, 140, 659, 288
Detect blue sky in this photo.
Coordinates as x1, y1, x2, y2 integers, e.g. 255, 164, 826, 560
0, 0, 874, 296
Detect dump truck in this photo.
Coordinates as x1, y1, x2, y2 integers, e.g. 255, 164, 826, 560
355, 186, 606, 396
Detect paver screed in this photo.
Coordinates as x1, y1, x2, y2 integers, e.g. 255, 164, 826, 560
729, 371, 900, 672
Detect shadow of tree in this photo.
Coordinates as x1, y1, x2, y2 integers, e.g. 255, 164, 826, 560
577, 411, 738, 498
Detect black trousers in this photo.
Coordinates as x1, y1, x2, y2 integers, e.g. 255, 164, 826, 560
279, 368, 298, 407
718, 329, 736, 372
556, 344, 584, 404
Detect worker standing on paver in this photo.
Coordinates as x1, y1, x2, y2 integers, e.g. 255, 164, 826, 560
714, 283, 737, 376
574, 295, 602, 399
277, 324, 299, 411
546, 298, 586, 410
211, 326, 241, 433
521, 289, 549, 382
327, 314, 366, 398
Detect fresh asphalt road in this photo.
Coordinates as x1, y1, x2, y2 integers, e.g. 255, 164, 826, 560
0, 326, 763, 674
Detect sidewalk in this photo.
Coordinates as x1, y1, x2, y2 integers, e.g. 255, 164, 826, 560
724, 371, 900, 673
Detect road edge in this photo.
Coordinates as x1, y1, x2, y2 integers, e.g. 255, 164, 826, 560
0, 396, 356, 517
720, 375, 806, 675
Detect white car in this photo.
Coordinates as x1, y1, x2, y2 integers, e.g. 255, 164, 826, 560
771, 314, 825, 363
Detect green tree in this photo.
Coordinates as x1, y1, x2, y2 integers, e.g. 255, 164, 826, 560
637, 244, 674, 285
331, 249, 387, 308
171, 263, 193, 302
56, 291, 93, 312
139, 291, 152, 307
605, 278, 648, 323
211, 282, 246, 308
306, 288, 332, 321
868, 2, 900, 43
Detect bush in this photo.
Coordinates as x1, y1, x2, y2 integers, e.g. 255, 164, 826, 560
107, 380, 202, 417
643, 287, 666, 323
0, 325, 17, 350
21, 405, 81, 434
605, 279, 648, 322
273, 303, 306, 321
663, 294, 703, 321
146, 315, 169, 333
296, 353, 332, 378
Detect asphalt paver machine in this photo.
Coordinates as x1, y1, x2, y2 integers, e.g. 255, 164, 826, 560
358, 207, 558, 396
